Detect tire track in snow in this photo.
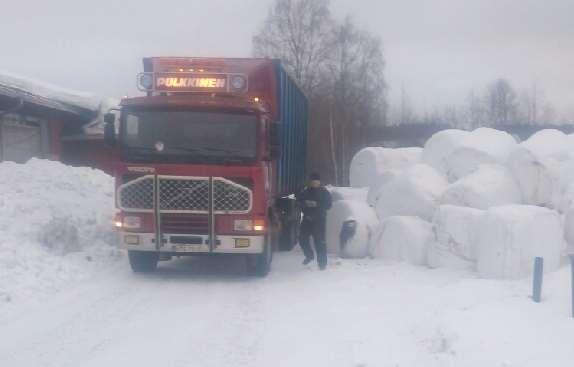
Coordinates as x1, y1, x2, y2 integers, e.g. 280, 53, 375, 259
0, 257, 269, 367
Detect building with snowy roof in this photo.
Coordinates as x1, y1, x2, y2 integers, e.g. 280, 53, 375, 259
0, 71, 117, 172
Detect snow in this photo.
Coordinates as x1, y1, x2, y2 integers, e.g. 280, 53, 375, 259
370, 216, 433, 265
476, 205, 565, 279
440, 164, 522, 209
349, 146, 421, 188
82, 97, 121, 135
0, 70, 101, 112
0, 159, 120, 306
374, 163, 448, 221
1, 254, 573, 367
325, 200, 378, 258
428, 205, 484, 270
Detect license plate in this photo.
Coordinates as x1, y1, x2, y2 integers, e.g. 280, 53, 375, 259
172, 244, 203, 252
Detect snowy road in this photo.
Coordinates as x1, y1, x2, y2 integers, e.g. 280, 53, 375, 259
1, 252, 573, 367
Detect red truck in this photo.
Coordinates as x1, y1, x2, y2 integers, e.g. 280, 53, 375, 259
104, 57, 308, 276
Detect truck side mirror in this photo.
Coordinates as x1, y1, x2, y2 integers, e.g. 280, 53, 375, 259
269, 122, 281, 159
104, 113, 116, 147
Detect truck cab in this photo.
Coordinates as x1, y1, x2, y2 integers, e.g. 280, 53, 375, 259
106, 57, 307, 276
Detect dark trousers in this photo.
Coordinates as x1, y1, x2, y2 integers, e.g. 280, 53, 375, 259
299, 218, 327, 266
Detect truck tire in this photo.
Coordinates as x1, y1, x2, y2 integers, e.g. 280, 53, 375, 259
278, 220, 298, 252
128, 251, 159, 273
247, 243, 272, 277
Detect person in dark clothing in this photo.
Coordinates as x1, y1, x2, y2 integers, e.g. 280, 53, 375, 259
296, 173, 332, 270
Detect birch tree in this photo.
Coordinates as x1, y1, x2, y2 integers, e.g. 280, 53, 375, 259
252, 0, 332, 99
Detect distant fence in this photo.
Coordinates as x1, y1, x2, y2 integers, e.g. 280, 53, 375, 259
363, 123, 574, 148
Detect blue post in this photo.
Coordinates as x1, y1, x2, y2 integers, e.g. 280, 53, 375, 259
532, 257, 543, 303
570, 255, 574, 318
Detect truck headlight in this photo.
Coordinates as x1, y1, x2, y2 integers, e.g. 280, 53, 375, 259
234, 219, 252, 231
123, 216, 142, 229
253, 219, 265, 231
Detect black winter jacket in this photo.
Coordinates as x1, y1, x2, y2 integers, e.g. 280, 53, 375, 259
296, 186, 332, 222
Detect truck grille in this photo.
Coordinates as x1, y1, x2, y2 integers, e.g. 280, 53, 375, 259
161, 213, 209, 234
118, 175, 252, 214
118, 176, 155, 211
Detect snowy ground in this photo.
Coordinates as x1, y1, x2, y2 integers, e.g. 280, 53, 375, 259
0, 251, 573, 367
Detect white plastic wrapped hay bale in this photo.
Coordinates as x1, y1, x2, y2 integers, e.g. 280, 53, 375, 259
349, 147, 422, 188
476, 205, 565, 279
442, 146, 498, 182
370, 216, 433, 265
422, 129, 470, 174
375, 164, 448, 221
440, 164, 522, 209
366, 168, 403, 207
327, 186, 368, 203
325, 200, 378, 258
559, 180, 574, 214
564, 208, 574, 247
507, 129, 574, 208
441, 127, 517, 181
427, 205, 484, 270
521, 129, 570, 159
506, 146, 556, 206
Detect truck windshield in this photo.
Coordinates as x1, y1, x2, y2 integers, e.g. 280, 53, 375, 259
121, 110, 258, 163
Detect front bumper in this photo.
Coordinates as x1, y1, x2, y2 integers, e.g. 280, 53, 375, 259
119, 232, 265, 254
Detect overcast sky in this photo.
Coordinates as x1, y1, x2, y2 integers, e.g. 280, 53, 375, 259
1, 0, 573, 119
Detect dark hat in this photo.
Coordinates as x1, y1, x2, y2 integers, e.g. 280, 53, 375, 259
309, 172, 321, 181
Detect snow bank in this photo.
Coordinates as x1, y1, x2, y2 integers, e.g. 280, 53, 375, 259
350, 147, 421, 188
0, 159, 119, 305
326, 200, 378, 258
439, 128, 516, 181
428, 205, 484, 270
476, 205, 565, 279
440, 164, 522, 209
327, 186, 368, 203
422, 129, 470, 174
370, 216, 433, 265
374, 164, 448, 221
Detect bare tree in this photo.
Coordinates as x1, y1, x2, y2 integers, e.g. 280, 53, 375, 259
487, 78, 518, 125
252, 0, 332, 98
253, 2, 387, 185
323, 16, 387, 185
465, 89, 487, 128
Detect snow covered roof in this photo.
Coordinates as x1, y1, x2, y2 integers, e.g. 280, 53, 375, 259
0, 70, 101, 118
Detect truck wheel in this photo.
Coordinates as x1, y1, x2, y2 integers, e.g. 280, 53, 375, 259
278, 221, 298, 252
128, 251, 159, 273
247, 243, 272, 277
